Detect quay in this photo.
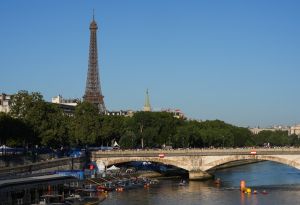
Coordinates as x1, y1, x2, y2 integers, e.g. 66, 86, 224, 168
0, 174, 77, 204
0, 174, 76, 189
0, 157, 85, 179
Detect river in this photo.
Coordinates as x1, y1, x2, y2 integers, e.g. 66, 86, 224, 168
102, 161, 300, 205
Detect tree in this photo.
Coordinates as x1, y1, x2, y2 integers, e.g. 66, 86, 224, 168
9, 90, 48, 146
39, 104, 70, 148
70, 102, 101, 146
99, 115, 126, 147
174, 125, 190, 148
254, 130, 271, 146
128, 111, 179, 148
9, 90, 44, 120
9, 90, 70, 148
119, 130, 137, 149
231, 127, 253, 147
153, 112, 179, 146
0, 112, 32, 146
130, 112, 156, 148
269, 131, 290, 146
290, 134, 300, 146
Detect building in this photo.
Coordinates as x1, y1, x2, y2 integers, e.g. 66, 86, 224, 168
51, 95, 80, 116
290, 125, 300, 136
143, 89, 152, 112
0, 93, 12, 113
249, 125, 290, 135
161, 108, 186, 119
54, 103, 76, 116
51, 95, 80, 106
105, 110, 134, 117
83, 13, 106, 113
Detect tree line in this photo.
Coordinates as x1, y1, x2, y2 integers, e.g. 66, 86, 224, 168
1, 90, 299, 149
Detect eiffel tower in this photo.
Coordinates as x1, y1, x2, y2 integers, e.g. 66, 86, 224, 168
83, 13, 106, 113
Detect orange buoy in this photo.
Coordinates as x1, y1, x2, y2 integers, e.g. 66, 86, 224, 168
246, 188, 251, 194
240, 180, 246, 191
116, 187, 124, 192
214, 178, 221, 184
48, 185, 51, 194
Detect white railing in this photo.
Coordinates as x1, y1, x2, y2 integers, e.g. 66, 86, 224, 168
92, 147, 300, 156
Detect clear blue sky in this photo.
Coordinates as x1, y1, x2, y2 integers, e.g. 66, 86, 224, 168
1, 0, 300, 127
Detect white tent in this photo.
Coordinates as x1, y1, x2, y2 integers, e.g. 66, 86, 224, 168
0, 145, 12, 149
107, 165, 120, 171
96, 161, 106, 173
113, 141, 120, 148
0, 145, 13, 154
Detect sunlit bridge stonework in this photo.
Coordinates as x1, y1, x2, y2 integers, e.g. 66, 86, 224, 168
83, 14, 106, 113
92, 148, 300, 180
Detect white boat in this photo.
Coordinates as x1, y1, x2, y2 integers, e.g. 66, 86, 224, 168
32, 194, 64, 205
178, 180, 187, 186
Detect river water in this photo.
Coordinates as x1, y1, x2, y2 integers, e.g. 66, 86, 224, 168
102, 161, 300, 205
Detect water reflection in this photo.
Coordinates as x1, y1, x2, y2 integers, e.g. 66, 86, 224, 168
103, 161, 300, 205
2, 161, 300, 204
214, 161, 300, 187
0, 178, 107, 204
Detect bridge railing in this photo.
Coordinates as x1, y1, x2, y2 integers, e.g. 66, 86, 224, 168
91, 147, 300, 158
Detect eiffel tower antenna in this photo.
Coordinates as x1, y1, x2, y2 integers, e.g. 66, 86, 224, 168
93, 9, 95, 21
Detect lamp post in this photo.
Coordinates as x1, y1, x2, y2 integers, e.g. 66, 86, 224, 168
222, 136, 225, 148
139, 123, 144, 149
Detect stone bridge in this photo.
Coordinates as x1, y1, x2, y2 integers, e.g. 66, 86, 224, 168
91, 148, 300, 180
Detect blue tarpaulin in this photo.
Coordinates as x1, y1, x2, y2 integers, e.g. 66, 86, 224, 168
55, 170, 84, 180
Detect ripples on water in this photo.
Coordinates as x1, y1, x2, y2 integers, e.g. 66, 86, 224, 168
102, 161, 300, 205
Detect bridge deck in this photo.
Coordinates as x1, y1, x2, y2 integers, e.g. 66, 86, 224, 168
92, 148, 300, 158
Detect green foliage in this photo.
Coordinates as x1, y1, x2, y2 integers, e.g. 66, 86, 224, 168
290, 134, 300, 146
39, 104, 70, 148
174, 124, 191, 148
9, 91, 50, 145
119, 130, 137, 149
0, 112, 32, 146
255, 130, 290, 147
9, 90, 44, 120
2, 90, 299, 149
8, 90, 70, 147
128, 112, 180, 148
99, 115, 126, 146
70, 102, 101, 146
231, 127, 253, 147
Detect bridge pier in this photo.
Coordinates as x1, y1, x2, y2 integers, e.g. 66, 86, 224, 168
189, 170, 213, 181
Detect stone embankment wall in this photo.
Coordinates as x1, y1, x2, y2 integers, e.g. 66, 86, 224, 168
0, 154, 53, 168
0, 157, 85, 178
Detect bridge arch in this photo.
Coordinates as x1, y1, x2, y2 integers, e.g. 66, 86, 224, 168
97, 157, 191, 171
203, 155, 300, 171
92, 149, 300, 180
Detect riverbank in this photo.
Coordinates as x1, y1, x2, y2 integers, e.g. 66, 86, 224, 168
135, 170, 163, 178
